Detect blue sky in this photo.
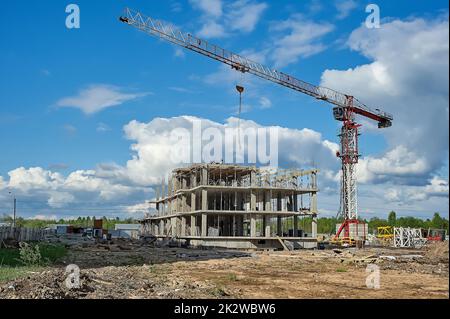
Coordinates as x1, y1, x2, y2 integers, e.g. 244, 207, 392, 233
0, 0, 448, 220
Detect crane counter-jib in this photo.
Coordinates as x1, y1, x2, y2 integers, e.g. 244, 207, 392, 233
120, 7, 393, 127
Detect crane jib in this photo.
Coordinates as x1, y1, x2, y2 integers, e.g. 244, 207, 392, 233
120, 8, 393, 127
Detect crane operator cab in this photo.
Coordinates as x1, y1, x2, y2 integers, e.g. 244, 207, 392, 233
333, 107, 345, 121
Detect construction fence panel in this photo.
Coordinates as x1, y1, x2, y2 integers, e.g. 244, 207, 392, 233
0, 226, 52, 242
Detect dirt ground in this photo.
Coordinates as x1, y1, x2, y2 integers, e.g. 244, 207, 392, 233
1, 238, 448, 299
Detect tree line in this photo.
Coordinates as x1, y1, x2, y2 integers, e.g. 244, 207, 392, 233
294, 211, 448, 234
1, 212, 448, 234
0, 215, 137, 230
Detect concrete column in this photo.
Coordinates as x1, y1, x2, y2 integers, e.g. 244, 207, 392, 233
202, 189, 208, 210
191, 192, 196, 212
201, 168, 208, 185
168, 199, 172, 214
250, 170, 256, 186
277, 217, 282, 236
191, 215, 197, 236
250, 191, 256, 210
250, 190, 257, 237
160, 220, 165, 236
312, 214, 318, 238
293, 215, 298, 237
181, 195, 187, 213
264, 191, 271, 211
236, 215, 244, 236
264, 216, 271, 237
201, 214, 207, 237
250, 217, 257, 237
311, 192, 318, 214
171, 217, 177, 236
181, 217, 186, 236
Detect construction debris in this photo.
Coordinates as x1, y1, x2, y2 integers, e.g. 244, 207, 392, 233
1, 240, 447, 299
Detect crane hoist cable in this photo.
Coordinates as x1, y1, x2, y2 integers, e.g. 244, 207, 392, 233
236, 84, 244, 150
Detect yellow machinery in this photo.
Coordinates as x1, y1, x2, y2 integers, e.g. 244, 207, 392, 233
329, 236, 356, 247
377, 226, 394, 245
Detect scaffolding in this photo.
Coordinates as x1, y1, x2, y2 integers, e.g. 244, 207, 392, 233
393, 227, 427, 248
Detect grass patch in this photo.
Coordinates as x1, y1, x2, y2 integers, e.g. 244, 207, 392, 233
0, 243, 67, 283
0, 243, 67, 267
0, 266, 42, 283
227, 273, 238, 282
336, 268, 347, 273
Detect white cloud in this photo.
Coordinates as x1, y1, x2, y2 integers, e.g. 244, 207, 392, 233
121, 116, 340, 186
97, 122, 111, 133
190, 0, 267, 39
357, 146, 429, 184
1, 113, 447, 219
383, 176, 449, 205
259, 96, 272, 109
227, 0, 268, 33
32, 214, 58, 221
425, 176, 450, 197
321, 16, 449, 186
190, 0, 223, 18
8, 167, 64, 192
57, 84, 150, 115
197, 20, 228, 39
335, 0, 358, 20
270, 14, 335, 68
48, 192, 75, 208
125, 202, 152, 216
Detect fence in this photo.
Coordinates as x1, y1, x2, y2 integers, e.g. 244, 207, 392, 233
0, 226, 52, 242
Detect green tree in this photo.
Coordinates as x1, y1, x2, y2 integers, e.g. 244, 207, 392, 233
431, 212, 445, 229
388, 211, 397, 226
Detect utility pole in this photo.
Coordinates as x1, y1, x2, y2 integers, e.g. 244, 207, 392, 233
13, 196, 16, 228
8, 191, 16, 228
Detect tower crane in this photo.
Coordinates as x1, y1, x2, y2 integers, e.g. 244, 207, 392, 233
119, 8, 393, 240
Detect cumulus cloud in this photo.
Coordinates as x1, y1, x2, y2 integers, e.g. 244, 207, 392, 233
190, 0, 223, 18
57, 84, 150, 115
119, 116, 340, 186
1, 112, 447, 219
383, 176, 449, 205
321, 16, 449, 186
335, 0, 358, 20
270, 14, 334, 68
197, 20, 228, 39
190, 0, 267, 39
33, 214, 58, 221
48, 192, 75, 208
226, 0, 268, 33
8, 167, 64, 192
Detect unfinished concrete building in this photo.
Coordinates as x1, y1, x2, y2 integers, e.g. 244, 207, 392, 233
141, 164, 319, 250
